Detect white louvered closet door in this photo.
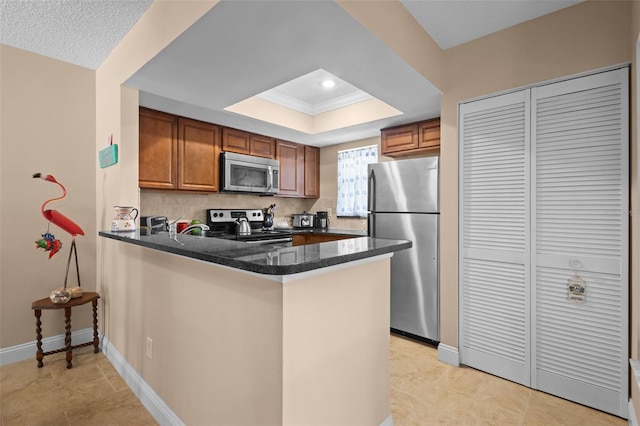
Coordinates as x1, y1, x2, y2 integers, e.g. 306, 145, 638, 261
531, 68, 628, 417
459, 90, 531, 386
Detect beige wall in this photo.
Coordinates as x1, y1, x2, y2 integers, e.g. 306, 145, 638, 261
282, 257, 391, 425
103, 240, 284, 424
0, 45, 96, 347
94, 0, 217, 361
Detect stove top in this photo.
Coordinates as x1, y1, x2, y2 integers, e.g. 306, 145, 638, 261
206, 229, 292, 241
205, 209, 292, 244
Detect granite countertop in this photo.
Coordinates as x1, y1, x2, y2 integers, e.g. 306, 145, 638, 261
99, 230, 411, 275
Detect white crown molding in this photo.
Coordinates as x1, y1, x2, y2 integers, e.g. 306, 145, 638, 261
257, 90, 373, 116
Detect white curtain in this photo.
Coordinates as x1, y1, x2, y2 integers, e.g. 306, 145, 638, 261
336, 145, 378, 217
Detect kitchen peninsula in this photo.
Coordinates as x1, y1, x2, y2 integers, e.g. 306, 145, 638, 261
99, 230, 410, 425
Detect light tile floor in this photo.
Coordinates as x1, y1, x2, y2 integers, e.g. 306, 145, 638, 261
0, 346, 157, 426
390, 334, 627, 425
0, 336, 628, 425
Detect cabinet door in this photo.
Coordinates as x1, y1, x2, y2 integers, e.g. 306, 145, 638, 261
276, 140, 304, 197
381, 124, 418, 155
292, 234, 307, 246
250, 134, 276, 159
306, 234, 352, 244
304, 145, 320, 198
178, 118, 220, 192
419, 118, 440, 149
139, 108, 178, 189
222, 128, 250, 154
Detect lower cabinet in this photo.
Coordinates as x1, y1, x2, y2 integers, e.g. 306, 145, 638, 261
292, 233, 353, 246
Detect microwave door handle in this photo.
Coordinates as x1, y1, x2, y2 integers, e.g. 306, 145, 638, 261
267, 166, 273, 191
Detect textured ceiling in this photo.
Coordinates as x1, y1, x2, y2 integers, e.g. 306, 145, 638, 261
0, 0, 152, 69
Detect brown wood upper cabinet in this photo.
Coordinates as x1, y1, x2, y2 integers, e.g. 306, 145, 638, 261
381, 117, 440, 157
276, 140, 320, 198
276, 140, 304, 197
178, 118, 220, 192
304, 145, 320, 198
140, 108, 317, 197
139, 108, 220, 192
139, 108, 178, 190
222, 128, 276, 159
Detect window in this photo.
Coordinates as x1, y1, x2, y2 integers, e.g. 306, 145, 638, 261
336, 145, 378, 217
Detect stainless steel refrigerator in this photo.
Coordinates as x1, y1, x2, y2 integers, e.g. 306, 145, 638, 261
368, 156, 439, 343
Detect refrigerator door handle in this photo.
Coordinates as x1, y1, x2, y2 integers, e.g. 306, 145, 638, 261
368, 169, 376, 212
368, 169, 376, 237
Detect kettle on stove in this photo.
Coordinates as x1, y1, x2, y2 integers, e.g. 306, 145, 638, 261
235, 216, 252, 236
263, 204, 276, 229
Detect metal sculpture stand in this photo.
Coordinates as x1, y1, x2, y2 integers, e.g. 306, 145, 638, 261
64, 237, 81, 288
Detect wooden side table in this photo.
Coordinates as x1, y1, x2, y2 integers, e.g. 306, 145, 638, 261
31, 291, 100, 369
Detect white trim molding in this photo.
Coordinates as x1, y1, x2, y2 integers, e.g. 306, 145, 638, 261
4, 331, 393, 426
437, 343, 460, 367
102, 335, 183, 426
380, 414, 394, 426
0, 328, 95, 366
630, 359, 640, 426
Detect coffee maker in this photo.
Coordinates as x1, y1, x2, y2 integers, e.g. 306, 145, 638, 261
314, 211, 329, 229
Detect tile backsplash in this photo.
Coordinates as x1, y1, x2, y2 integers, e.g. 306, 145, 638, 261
139, 190, 367, 231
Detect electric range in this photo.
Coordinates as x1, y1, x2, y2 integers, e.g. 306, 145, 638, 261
205, 209, 292, 245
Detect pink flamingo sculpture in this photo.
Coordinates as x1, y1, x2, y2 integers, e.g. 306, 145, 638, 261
33, 173, 84, 288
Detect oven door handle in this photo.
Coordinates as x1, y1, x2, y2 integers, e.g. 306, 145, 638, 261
244, 237, 292, 244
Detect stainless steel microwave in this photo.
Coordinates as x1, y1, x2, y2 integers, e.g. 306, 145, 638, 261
221, 152, 279, 195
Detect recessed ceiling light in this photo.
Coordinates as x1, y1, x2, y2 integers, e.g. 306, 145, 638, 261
321, 79, 336, 89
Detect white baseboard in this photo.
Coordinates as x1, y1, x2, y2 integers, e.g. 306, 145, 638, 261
101, 335, 183, 426
437, 343, 460, 367
5, 333, 391, 426
630, 399, 637, 426
1, 332, 181, 425
0, 328, 95, 366
380, 414, 394, 426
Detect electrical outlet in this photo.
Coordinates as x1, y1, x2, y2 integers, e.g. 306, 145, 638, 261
327, 207, 332, 216
146, 337, 153, 359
